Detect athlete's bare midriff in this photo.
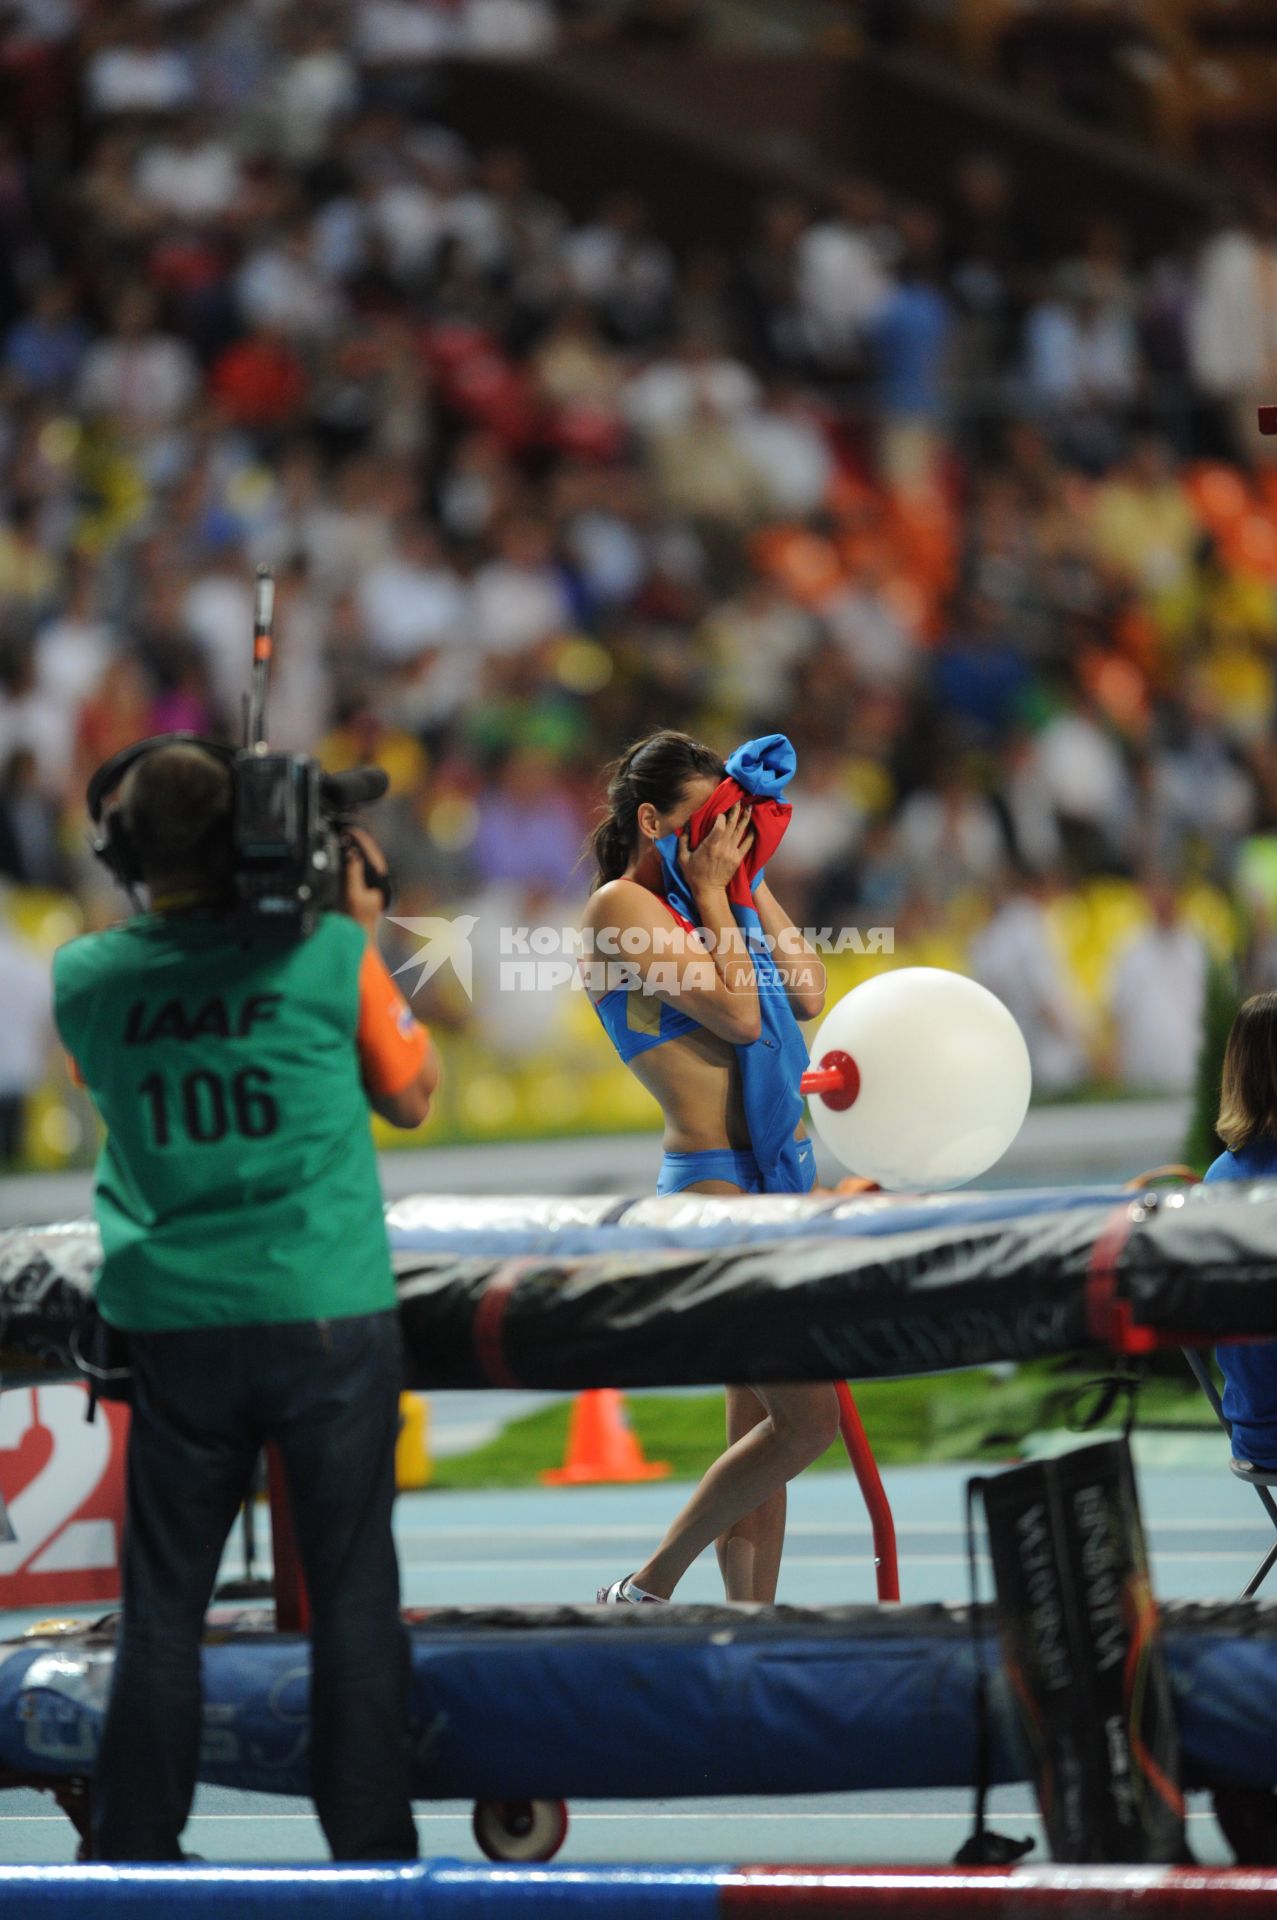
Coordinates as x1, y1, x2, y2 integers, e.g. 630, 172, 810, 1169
585, 839, 814, 1164
626, 1021, 754, 1155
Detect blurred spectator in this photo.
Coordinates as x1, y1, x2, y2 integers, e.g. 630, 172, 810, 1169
970, 871, 1090, 1093
77, 286, 199, 438
1024, 262, 1139, 469
0, 497, 57, 612
625, 333, 758, 436
962, 469, 1039, 623
797, 182, 894, 376
182, 558, 254, 716
273, 19, 360, 164
297, 452, 400, 591
1028, 687, 1133, 870
1190, 188, 1277, 462
649, 388, 769, 526
933, 590, 1032, 745
319, 698, 429, 802
0, 747, 64, 886
0, 644, 73, 793
565, 192, 675, 347
701, 576, 818, 728
467, 878, 571, 1062
996, 730, 1065, 873
896, 760, 1005, 897
4, 278, 89, 398
78, 130, 156, 246
734, 383, 834, 518
1156, 535, 1277, 745
534, 301, 625, 412
767, 747, 863, 926
34, 562, 116, 711
472, 516, 571, 655
85, 15, 195, 116
944, 154, 1028, 399
236, 223, 344, 339
134, 112, 241, 222
465, 0, 557, 57
0, 912, 51, 1162
1090, 438, 1198, 594
264, 562, 331, 753
72, 653, 157, 799
209, 323, 310, 430
1107, 878, 1207, 1093
871, 206, 954, 487
1148, 678, 1255, 869
557, 467, 648, 612
356, 0, 458, 63
946, 155, 1026, 275
825, 558, 917, 692
852, 814, 910, 919
733, 196, 808, 375
470, 748, 584, 895
358, 520, 472, 666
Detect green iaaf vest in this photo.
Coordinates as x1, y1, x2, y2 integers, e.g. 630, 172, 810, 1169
53, 911, 395, 1331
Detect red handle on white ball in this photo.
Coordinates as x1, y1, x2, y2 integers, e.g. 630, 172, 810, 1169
800, 1050, 860, 1111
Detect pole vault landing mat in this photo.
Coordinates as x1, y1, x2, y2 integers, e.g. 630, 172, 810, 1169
1, 1603, 1275, 1804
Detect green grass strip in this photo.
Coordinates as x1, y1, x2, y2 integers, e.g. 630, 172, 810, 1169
428, 1362, 1218, 1490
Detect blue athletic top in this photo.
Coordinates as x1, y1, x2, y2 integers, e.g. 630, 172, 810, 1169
594, 981, 702, 1062
1204, 1138, 1277, 1466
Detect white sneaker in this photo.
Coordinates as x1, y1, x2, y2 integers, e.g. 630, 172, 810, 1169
597, 1576, 665, 1604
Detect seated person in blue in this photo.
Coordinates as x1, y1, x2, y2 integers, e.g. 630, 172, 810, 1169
582, 729, 831, 1603
1204, 990, 1277, 1469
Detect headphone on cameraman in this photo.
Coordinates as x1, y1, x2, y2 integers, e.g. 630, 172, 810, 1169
87, 733, 237, 891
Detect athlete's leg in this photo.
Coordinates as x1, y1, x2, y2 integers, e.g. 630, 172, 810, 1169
662, 1173, 782, 1598
716, 1386, 786, 1602
689, 1170, 807, 1602
630, 1379, 840, 1601
603, 1167, 834, 1606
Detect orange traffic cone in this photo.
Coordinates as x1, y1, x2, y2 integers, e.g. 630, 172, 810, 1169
541, 1389, 671, 1485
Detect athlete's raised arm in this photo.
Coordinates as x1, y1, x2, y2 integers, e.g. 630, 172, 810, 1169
585, 860, 762, 1048
752, 880, 826, 1022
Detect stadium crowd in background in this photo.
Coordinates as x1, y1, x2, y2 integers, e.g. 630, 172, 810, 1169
2, 0, 1277, 1155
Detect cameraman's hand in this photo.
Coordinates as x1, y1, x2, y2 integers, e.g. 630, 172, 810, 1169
342, 827, 389, 936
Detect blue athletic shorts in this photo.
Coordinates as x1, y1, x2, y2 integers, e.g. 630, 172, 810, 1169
656, 1137, 816, 1196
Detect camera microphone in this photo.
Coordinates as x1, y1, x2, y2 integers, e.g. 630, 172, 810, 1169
321, 768, 390, 811
253, 565, 275, 647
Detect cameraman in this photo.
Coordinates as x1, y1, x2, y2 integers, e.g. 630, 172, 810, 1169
52, 742, 438, 1862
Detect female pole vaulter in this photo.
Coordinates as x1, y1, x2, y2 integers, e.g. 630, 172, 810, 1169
581, 729, 834, 1605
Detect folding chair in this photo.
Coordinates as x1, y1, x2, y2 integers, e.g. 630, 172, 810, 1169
1182, 1348, 1277, 1599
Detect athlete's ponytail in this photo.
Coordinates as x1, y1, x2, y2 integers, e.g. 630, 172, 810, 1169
588, 732, 726, 888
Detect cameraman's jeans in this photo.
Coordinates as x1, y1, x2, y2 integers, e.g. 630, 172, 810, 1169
92, 1311, 417, 1862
